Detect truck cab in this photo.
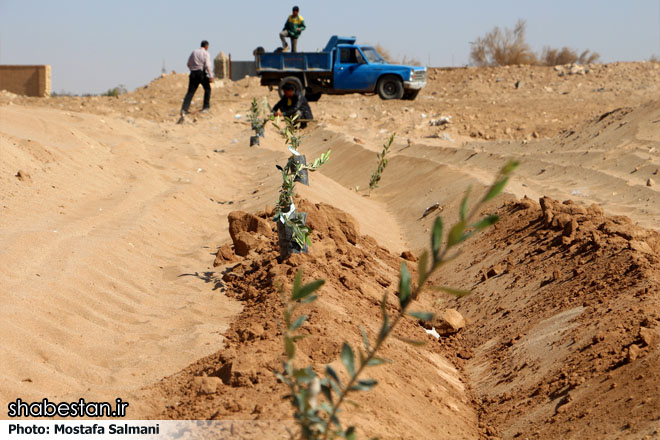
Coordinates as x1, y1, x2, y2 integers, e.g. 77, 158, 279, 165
333, 43, 426, 99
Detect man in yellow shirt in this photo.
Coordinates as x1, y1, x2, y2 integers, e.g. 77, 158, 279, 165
279, 6, 306, 53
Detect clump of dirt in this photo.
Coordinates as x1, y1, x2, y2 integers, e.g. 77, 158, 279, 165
434, 197, 660, 439
146, 199, 480, 439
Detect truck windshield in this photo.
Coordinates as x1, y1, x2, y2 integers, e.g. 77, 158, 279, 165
361, 47, 385, 64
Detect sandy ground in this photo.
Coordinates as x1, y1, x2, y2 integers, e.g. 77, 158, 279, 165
1, 62, 659, 438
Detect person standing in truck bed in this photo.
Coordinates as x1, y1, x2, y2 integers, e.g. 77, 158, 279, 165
279, 6, 305, 53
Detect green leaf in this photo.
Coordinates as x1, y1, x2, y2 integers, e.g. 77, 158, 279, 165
431, 217, 443, 263
483, 177, 509, 203
471, 214, 499, 232
345, 399, 360, 408
301, 294, 318, 304
360, 325, 370, 351
417, 250, 429, 289
329, 377, 343, 399
341, 343, 355, 377
292, 270, 302, 300
349, 379, 378, 391
321, 385, 334, 404
379, 292, 390, 342
292, 367, 316, 382
460, 186, 472, 222
346, 426, 357, 440
285, 337, 295, 360
407, 311, 434, 321
501, 159, 520, 176
292, 279, 325, 301
446, 221, 466, 247
326, 365, 342, 387
437, 286, 472, 297
378, 313, 390, 343
398, 262, 412, 309
358, 379, 378, 389
380, 291, 388, 317
395, 335, 427, 346
289, 314, 307, 331
366, 357, 388, 367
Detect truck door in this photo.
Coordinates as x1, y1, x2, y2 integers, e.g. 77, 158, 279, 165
334, 47, 373, 91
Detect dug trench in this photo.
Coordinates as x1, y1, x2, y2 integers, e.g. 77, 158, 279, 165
144, 191, 660, 439
139, 96, 660, 438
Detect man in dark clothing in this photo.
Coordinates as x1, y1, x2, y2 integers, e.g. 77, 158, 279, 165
279, 6, 305, 53
272, 84, 313, 127
181, 40, 214, 115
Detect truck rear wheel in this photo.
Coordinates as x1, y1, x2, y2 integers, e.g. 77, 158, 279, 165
305, 90, 322, 102
377, 75, 404, 100
278, 76, 304, 98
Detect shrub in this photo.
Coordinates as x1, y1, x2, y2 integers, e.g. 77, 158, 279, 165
470, 19, 600, 67
278, 160, 519, 439
372, 44, 422, 66
540, 46, 600, 66
102, 84, 127, 97
470, 19, 537, 66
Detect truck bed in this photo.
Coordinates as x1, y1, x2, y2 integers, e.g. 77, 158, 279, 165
256, 52, 332, 73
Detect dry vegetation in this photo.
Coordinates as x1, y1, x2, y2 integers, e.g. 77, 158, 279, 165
470, 19, 600, 66
373, 44, 422, 66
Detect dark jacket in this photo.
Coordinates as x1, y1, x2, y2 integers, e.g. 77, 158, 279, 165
272, 93, 313, 120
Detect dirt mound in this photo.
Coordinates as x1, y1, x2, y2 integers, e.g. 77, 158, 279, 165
147, 194, 660, 439
433, 197, 660, 439
146, 199, 480, 439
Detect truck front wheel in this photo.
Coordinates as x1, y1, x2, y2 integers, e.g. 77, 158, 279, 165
402, 90, 420, 100
377, 75, 404, 100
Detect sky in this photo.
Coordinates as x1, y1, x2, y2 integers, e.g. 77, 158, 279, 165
1, 1, 659, 95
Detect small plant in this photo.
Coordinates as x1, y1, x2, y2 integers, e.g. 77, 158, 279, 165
278, 160, 519, 439
247, 97, 270, 144
368, 133, 395, 192
273, 115, 331, 253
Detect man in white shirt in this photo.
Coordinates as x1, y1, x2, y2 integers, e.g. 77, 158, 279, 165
181, 40, 214, 115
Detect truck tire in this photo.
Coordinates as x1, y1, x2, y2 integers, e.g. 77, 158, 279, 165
305, 90, 322, 102
377, 75, 404, 100
278, 76, 304, 98
402, 90, 420, 100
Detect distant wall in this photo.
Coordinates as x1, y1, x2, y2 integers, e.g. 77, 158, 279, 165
230, 61, 256, 81
0, 65, 51, 97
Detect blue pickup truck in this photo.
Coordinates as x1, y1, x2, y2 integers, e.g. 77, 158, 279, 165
254, 36, 427, 101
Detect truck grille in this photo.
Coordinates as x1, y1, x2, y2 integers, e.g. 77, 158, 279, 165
412, 70, 426, 81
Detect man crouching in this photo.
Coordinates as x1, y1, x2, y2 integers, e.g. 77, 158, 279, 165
272, 83, 313, 128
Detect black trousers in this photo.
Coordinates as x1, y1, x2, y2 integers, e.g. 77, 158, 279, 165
181, 70, 211, 113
